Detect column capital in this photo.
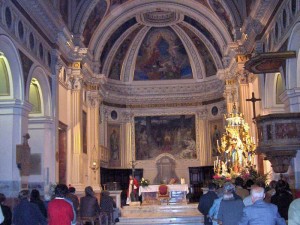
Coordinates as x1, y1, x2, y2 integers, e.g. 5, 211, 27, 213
86, 90, 101, 108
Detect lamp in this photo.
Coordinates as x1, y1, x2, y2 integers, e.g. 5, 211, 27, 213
90, 146, 99, 180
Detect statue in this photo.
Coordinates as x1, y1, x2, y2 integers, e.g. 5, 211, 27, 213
215, 108, 256, 175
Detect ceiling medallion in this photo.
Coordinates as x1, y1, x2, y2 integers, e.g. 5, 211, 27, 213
137, 10, 184, 27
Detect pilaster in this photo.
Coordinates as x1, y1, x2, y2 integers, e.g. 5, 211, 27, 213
68, 62, 84, 189
86, 89, 101, 191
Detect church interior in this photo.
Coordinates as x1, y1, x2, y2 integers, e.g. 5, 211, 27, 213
1, 0, 300, 223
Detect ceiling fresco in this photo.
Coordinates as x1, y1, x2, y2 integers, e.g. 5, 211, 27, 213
82, 0, 108, 47
134, 27, 192, 81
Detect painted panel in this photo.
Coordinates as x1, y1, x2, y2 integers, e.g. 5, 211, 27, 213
134, 27, 192, 80
209, 120, 224, 156
134, 115, 196, 160
108, 124, 121, 167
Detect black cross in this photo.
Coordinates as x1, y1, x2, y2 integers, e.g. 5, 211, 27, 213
246, 92, 261, 119
130, 160, 137, 177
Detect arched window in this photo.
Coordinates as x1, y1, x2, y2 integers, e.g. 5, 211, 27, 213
0, 55, 11, 96
29, 78, 42, 114
275, 73, 284, 104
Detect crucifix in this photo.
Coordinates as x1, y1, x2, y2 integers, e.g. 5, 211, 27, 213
246, 92, 261, 120
129, 159, 137, 177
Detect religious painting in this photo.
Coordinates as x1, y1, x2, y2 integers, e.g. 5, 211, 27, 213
108, 26, 142, 80
82, 0, 108, 47
208, 0, 234, 40
180, 24, 217, 77
100, 18, 137, 70
82, 111, 87, 154
134, 27, 192, 80
59, 0, 68, 25
275, 123, 300, 139
209, 119, 224, 156
134, 115, 196, 160
108, 124, 121, 167
184, 16, 222, 58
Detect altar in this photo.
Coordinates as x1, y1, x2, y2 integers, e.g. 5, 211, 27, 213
139, 184, 189, 205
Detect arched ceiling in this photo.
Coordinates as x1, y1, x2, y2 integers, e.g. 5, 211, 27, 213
65, 0, 251, 105
58, 0, 252, 105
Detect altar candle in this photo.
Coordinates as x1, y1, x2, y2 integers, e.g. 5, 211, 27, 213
217, 140, 219, 147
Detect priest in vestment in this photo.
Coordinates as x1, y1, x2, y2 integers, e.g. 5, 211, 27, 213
126, 175, 139, 204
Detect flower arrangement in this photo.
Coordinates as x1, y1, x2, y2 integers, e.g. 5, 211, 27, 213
212, 166, 269, 188
140, 178, 150, 187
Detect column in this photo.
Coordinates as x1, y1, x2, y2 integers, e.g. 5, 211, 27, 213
86, 90, 101, 190
47, 51, 61, 187
196, 108, 210, 166
67, 62, 84, 189
238, 73, 252, 128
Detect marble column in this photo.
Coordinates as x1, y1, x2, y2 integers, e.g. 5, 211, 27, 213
67, 63, 84, 189
86, 90, 101, 191
196, 109, 210, 166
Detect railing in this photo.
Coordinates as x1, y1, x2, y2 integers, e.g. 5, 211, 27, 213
99, 145, 109, 163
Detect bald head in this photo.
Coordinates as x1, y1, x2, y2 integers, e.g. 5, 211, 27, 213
251, 186, 265, 203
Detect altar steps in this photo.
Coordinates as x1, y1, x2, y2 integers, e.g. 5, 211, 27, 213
118, 203, 204, 225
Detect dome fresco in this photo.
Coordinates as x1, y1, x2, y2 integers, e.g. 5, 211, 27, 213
108, 26, 143, 80
134, 27, 192, 81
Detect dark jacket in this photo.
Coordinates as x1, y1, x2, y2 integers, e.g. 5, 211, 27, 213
198, 191, 218, 225
31, 199, 47, 218
80, 196, 100, 217
0, 204, 12, 225
100, 194, 116, 213
271, 190, 293, 220
13, 199, 47, 225
66, 193, 79, 212
218, 198, 244, 225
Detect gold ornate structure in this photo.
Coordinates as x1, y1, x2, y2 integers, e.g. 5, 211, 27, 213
214, 103, 256, 176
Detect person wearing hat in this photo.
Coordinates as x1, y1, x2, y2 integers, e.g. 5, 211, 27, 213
217, 182, 244, 225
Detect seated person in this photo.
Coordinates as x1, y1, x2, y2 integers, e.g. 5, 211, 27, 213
80, 186, 100, 219
66, 187, 79, 214
100, 190, 120, 223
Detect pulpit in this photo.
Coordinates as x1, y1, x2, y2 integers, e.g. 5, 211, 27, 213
139, 184, 189, 205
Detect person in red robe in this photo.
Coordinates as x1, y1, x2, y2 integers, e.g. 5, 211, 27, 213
126, 175, 139, 204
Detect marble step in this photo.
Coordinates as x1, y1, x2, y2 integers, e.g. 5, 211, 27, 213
118, 203, 204, 225
118, 216, 203, 225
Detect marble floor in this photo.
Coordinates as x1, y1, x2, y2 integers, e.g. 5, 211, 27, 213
118, 203, 204, 225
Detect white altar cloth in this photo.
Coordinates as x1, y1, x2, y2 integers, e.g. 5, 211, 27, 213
139, 184, 189, 195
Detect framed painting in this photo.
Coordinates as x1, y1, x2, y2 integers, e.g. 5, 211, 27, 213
134, 115, 196, 160
209, 119, 224, 156
107, 124, 121, 167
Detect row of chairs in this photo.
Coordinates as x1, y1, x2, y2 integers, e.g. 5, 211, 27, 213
78, 211, 114, 225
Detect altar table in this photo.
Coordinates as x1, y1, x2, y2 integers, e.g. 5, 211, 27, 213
139, 184, 189, 204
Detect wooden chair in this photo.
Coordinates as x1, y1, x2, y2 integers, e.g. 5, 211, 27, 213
79, 216, 99, 225
79, 212, 109, 225
157, 184, 170, 205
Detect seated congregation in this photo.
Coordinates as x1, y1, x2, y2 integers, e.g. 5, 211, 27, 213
0, 184, 119, 225
198, 177, 298, 225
